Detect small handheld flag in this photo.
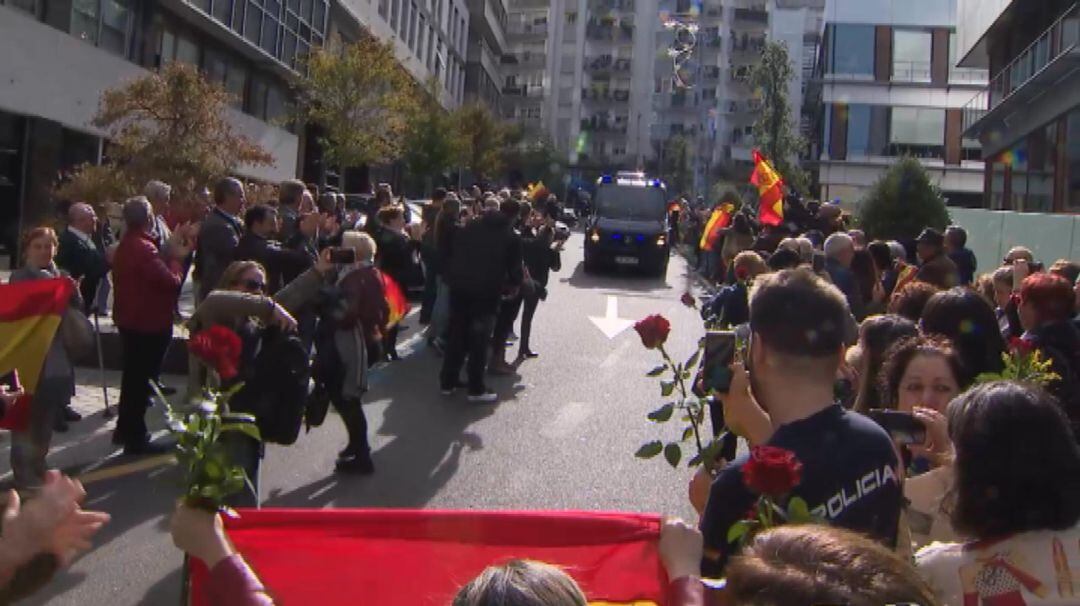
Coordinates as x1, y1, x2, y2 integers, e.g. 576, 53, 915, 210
699, 203, 735, 252
381, 271, 410, 329
750, 150, 784, 227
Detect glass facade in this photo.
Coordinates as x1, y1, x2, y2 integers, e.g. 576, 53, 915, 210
1071, 109, 1080, 209
187, 0, 329, 70
892, 30, 932, 82
69, 0, 134, 57
889, 107, 945, 157
827, 24, 875, 77
845, 104, 889, 158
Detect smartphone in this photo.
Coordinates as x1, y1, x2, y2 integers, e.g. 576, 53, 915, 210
702, 330, 737, 393
812, 251, 826, 274
329, 247, 357, 264
866, 410, 926, 445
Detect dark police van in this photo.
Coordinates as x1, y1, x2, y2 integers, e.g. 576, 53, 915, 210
583, 172, 670, 277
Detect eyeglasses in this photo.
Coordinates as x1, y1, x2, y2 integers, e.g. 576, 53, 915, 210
240, 279, 266, 293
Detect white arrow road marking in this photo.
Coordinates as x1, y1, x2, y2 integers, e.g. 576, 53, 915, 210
588, 295, 634, 339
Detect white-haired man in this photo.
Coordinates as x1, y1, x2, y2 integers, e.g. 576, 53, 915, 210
824, 232, 864, 320
144, 180, 173, 251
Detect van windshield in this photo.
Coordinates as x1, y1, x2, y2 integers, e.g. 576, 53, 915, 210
595, 186, 666, 221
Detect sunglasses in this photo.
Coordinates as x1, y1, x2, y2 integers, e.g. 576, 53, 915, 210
240, 279, 266, 293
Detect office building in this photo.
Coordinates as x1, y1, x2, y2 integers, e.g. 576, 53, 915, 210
805, 0, 987, 208
957, 0, 1080, 212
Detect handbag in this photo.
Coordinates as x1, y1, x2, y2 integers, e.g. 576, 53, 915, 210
60, 306, 95, 359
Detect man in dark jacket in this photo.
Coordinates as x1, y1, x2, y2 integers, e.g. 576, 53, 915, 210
440, 201, 524, 402
824, 232, 866, 320
196, 178, 245, 300
234, 204, 312, 294
915, 228, 960, 290
945, 225, 977, 285
56, 203, 109, 314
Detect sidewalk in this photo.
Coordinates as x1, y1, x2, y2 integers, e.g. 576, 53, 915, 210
0, 367, 188, 486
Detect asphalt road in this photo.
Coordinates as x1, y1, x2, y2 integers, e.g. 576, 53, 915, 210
27, 233, 705, 606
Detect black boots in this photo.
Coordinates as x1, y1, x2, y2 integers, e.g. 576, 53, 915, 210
334, 399, 374, 475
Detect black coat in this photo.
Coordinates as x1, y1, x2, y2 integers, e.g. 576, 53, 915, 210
445, 211, 523, 299
521, 226, 560, 288
376, 229, 420, 288
55, 228, 109, 313
234, 232, 312, 293
1030, 320, 1080, 436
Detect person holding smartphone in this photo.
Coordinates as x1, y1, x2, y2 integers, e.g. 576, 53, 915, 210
692, 268, 902, 575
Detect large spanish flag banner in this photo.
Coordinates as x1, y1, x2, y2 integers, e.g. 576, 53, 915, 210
0, 278, 73, 431
189, 509, 667, 606
750, 150, 784, 227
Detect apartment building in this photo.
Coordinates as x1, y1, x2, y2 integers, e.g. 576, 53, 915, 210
957, 0, 1080, 212
463, 0, 508, 111
804, 0, 987, 208
501, 0, 549, 137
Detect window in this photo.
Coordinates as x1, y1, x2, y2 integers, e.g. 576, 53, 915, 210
213, 0, 232, 24
378, 0, 388, 19
409, 3, 418, 49
566, 11, 577, 24
400, 2, 409, 40
844, 104, 889, 156
827, 24, 874, 77
889, 107, 945, 156
72, 0, 100, 45
176, 33, 200, 65
949, 32, 986, 84
390, 0, 399, 32
892, 30, 932, 82
1070, 109, 1080, 209
245, 2, 262, 45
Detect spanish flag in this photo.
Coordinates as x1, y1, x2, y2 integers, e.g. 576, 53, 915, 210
750, 150, 784, 227
189, 509, 667, 606
381, 271, 411, 329
0, 278, 74, 431
698, 203, 735, 252
527, 181, 550, 204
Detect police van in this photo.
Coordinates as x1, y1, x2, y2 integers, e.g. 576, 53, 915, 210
583, 172, 670, 277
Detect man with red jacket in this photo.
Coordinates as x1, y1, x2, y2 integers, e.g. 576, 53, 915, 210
112, 196, 192, 454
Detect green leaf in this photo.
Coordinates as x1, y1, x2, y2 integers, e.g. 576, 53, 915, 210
661, 381, 676, 397
646, 365, 667, 377
727, 520, 753, 544
663, 442, 682, 468
702, 438, 725, 464
787, 496, 811, 523
635, 441, 663, 459
203, 458, 224, 480
682, 426, 695, 441
647, 403, 675, 422
685, 348, 702, 370
221, 423, 263, 443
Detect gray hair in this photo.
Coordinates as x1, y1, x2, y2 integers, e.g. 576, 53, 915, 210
341, 230, 376, 263
887, 240, 907, 261
122, 196, 153, 228
144, 180, 172, 202
824, 232, 854, 260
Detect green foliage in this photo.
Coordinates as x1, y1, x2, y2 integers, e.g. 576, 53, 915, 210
662, 136, 692, 196
90, 62, 273, 200
155, 382, 262, 512
748, 41, 809, 195
857, 156, 950, 241
454, 103, 511, 182
503, 131, 565, 186
296, 38, 419, 168
708, 182, 744, 208
403, 78, 464, 194
975, 348, 1061, 387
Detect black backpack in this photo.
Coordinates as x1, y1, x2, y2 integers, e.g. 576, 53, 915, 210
229, 327, 311, 445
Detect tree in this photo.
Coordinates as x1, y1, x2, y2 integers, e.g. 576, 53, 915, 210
503, 130, 565, 188
857, 156, 950, 241
708, 181, 744, 209
89, 62, 272, 199
661, 135, 692, 196
402, 78, 464, 194
296, 37, 419, 169
54, 163, 132, 209
749, 41, 809, 195
454, 103, 509, 183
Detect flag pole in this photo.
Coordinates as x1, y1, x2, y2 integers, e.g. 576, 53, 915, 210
91, 280, 113, 419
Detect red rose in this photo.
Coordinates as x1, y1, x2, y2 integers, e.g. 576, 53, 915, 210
189, 325, 243, 380
680, 292, 696, 308
634, 314, 671, 350
741, 445, 803, 498
1009, 336, 1035, 355
735, 266, 750, 281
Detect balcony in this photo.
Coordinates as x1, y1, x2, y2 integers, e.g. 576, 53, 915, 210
589, 0, 635, 12
503, 51, 546, 67
585, 19, 634, 43
963, 3, 1080, 137
580, 116, 630, 135
734, 7, 768, 25
507, 20, 549, 37
732, 33, 766, 54
891, 60, 932, 83
581, 87, 631, 103
584, 55, 632, 73
702, 65, 721, 80
502, 85, 525, 96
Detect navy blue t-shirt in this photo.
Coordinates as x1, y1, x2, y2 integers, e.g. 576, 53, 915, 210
700, 404, 902, 574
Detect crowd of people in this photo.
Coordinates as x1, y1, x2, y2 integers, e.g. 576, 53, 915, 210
3, 178, 568, 494
6, 177, 1080, 605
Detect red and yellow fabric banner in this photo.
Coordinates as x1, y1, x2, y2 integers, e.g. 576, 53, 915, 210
527, 181, 550, 204
381, 272, 411, 329
750, 150, 784, 227
0, 278, 74, 431
189, 509, 666, 606
698, 203, 735, 252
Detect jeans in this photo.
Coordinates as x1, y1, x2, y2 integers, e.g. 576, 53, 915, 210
221, 430, 262, 508
11, 377, 67, 491
519, 293, 541, 353
429, 279, 451, 343
440, 290, 498, 394
117, 328, 172, 445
